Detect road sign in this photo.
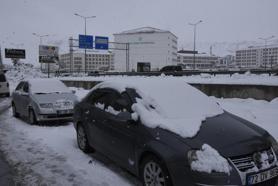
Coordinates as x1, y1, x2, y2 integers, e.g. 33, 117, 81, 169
39, 45, 59, 63
5, 49, 26, 59
95, 36, 109, 50
79, 35, 93, 49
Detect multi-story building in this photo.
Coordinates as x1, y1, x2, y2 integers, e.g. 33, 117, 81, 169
235, 46, 278, 69
177, 50, 219, 70
57, 51, 114, 72
217, 55, 236, 69
113, 27, 178, 72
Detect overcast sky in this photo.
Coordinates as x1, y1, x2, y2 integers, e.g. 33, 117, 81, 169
1, 0, 278, 64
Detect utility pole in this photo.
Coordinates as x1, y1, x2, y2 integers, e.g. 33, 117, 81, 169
32, 33, 50, 74
189, 20, 202, 70
74, 13, 96, 74
258, 35, 275, 70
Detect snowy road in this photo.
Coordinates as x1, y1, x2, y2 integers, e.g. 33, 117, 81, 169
0, 96, 277, 185
0, 98, 140, 186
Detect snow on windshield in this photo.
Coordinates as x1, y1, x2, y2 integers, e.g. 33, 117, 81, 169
95, 77, 223, 138
29, 78, 71, 94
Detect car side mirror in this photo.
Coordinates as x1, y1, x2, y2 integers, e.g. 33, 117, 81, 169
115, 98, 129, 108
117, 111, 137, 125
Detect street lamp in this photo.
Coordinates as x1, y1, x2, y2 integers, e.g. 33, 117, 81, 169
189, 20, 202, 70
32, 33, 50, 45
258, 35, 275, 70
32, 33, 51, 76
74, 13, 96, 74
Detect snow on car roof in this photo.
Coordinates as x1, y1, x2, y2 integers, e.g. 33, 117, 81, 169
94, 77, 224, 138
28, 78, 71, 94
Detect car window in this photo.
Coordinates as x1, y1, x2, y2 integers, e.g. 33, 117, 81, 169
0, 74, 6, 82
22, 83, 29, 93
15, 82, 25, 91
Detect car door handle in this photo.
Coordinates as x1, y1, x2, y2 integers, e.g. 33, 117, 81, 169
85, 110, 90, 114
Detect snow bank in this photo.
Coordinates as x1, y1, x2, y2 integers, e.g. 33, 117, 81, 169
191, 144, 231, 174
95, 77, 223, 138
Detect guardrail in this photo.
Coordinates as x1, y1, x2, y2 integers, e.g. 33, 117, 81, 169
62, 80, 278, 101
53, 69, 278, 77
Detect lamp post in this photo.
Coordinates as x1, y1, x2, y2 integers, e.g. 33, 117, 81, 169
258, 35, 275, 70
32, 33, 50, 74
32, 33, 49, 45
189, 20, 202, 70
74, 13, 96, 74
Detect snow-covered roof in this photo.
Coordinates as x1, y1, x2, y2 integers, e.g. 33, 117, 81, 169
93, 77, 223, 138
114, 27, 177, 38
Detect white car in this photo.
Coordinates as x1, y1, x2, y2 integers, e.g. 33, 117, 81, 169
0, 73, 10, 97
12, 78, 78, 124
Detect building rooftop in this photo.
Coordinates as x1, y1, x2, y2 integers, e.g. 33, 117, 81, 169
114, 27, 177, 38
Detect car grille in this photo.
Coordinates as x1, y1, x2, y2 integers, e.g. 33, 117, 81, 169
230, 148, 276, 172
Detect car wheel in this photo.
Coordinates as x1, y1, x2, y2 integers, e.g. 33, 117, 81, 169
77, 124, 93, 153
29, 109, 37, 125
12, 103, 19, 118
140, 155, 172, 186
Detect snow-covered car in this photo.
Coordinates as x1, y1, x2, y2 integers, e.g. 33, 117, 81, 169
0, 73, 10, 97
73, 78, 278, 186
11, 78, 78, 124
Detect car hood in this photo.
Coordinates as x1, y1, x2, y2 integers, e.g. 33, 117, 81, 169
153, 112, 271, 158
32, 93, 78, 104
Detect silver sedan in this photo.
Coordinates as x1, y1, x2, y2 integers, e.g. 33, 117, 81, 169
11, 78, 78, 124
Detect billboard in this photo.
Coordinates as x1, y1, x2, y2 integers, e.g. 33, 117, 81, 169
79, 35, 93, 49
95, 36, 109, 50
5, 49, 26, 59
39, 45, 59, 63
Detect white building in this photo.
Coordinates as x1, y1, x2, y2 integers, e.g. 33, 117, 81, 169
177, 51, 219, 70
113, 27, 178, 72
57, 51, 114, 72
235, 46, 278, 69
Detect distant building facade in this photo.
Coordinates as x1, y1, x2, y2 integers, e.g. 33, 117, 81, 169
177, 50, 219, 69
235, 46, 278, 69
57, 51, 114, 72
217, 55, 236, 69
113, 27, 178, 72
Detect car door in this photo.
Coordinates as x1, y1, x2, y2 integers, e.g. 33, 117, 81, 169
13, 82, 25, 114
82, 90, 110, 153
100, 90, 138, 171
20, 82, 31, 117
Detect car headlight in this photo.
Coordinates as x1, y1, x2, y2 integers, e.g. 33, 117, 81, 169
39, 103, 53, 109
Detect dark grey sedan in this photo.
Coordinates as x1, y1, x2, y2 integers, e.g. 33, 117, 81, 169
73, 79, 278, 186
12, 78, 78, 124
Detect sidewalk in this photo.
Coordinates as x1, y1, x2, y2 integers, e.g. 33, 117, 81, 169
0, 151, 14, 185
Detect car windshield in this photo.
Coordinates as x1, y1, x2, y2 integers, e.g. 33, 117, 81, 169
29, 78, 71, 94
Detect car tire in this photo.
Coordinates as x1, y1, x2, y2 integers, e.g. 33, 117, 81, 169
12, 103, 19, 118
77, 124, 94, 153
29, 108, 37, 125
140, 155, 172, 186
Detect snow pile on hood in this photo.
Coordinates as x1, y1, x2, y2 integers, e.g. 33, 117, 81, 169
94, 77, 223, 138
191, 144, 231, 174
29, 78, 71, 94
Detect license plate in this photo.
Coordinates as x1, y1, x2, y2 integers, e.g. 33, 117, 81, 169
247, 166, 278, 185
57, 110, 69, 114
